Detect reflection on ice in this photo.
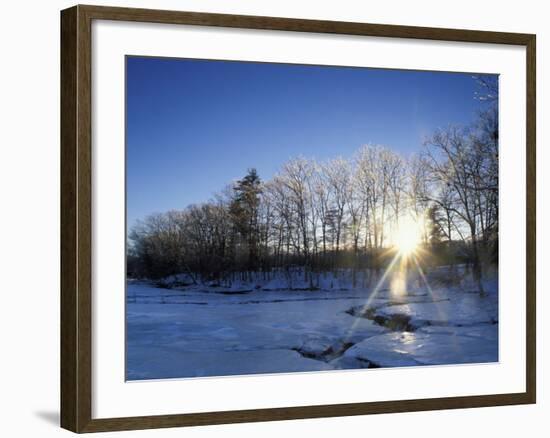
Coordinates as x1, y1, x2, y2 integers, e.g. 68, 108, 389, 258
126, 266, 498, 380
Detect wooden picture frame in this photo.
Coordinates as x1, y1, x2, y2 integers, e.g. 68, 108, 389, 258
61, 4, 536, 433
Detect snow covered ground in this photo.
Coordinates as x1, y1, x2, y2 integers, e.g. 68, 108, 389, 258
126, 267, 498, 380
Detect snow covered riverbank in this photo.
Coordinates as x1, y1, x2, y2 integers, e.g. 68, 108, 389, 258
126, 267, 498, 380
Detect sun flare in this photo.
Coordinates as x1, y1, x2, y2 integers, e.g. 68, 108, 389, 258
393, 215, 423, 257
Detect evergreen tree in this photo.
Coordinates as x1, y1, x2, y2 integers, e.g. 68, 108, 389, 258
427, 204, 445, 245
229, 168, 262, 270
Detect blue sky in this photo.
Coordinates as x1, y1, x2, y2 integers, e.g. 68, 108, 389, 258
126, 56, 492, 228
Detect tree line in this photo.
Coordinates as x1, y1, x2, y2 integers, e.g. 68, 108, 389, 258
128, 77, 498, 287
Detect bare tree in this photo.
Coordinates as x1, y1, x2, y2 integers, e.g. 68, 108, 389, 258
323, 158, 351, 253
129, 100, 499, 288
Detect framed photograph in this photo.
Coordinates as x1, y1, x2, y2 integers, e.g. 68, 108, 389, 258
60, 5, 536, 433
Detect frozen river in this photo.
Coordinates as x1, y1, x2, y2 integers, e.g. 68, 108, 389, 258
126, 270, 498, 380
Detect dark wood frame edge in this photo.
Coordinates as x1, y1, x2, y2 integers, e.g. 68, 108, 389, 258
60, 4, 536, 433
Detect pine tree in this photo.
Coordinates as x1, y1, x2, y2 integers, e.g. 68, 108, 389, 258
427, 204, 445, 245
229, 168, 262, 270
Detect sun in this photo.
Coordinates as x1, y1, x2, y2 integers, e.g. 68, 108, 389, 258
393, 215, 423, 257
